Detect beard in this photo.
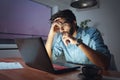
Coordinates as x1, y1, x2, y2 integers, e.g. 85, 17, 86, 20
69, 23, 77, 35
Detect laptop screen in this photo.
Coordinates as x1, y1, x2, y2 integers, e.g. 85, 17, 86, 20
15, 37, 54, 71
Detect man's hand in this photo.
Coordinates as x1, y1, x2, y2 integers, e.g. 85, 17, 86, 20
62, 32, 77, 46
49, 22, 60, 35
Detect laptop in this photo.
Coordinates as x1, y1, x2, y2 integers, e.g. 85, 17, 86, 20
15, 37, 80, 74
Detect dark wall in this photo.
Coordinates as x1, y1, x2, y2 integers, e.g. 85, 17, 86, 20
0, 0, 51, 39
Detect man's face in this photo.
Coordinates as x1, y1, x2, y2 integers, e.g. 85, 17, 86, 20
52, 17, 71, 33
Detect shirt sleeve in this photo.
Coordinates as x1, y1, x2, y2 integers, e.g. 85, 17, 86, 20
89, 28, 111, 58
52, 34, 63, 61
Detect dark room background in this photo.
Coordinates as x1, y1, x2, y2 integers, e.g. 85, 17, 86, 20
0, 0, 51, 41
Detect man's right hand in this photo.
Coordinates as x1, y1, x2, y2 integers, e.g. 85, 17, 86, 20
49, 22, 61, 36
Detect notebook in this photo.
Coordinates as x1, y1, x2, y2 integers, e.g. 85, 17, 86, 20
15, 37, 80, 74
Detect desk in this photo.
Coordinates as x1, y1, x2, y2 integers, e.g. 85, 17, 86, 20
0, 57, 120, 80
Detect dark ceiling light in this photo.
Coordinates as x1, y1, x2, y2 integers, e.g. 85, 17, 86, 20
70, 0, 98, 9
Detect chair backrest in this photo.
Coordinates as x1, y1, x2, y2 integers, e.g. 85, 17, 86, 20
109, 54, 117, 71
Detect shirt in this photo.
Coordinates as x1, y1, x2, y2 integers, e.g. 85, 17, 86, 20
52, 27, 111, 64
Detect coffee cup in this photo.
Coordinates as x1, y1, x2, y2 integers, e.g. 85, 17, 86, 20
82, 65, 102, 77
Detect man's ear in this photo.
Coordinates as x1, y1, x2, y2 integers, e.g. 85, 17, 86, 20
70, 20, 77, 35
73, 20, 77, 24
73, 21, 77, 27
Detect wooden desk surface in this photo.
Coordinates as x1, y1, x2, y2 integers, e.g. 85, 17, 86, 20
0, 57, 120, 80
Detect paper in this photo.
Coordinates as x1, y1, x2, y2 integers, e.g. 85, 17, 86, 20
0, 62, 23, 70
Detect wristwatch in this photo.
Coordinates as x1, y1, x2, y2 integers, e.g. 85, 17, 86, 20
76, 39, 83, 46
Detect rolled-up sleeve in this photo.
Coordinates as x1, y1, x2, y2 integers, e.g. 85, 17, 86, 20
89, 28, 111, 58
52, 34, 63, 61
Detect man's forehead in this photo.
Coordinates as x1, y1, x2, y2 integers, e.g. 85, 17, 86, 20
54, 17, 65, 22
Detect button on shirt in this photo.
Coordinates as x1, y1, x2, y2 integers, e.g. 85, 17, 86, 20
52, 27, 111, 64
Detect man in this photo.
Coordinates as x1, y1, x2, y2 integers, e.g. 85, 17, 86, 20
45, 9, 111, 70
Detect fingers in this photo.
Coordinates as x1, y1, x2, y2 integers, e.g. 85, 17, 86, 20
49, 22, 61, 35
62, 32, 71, 46
62, 36, 70, 46
52, 22, 62, 31
62, 32, 77, 46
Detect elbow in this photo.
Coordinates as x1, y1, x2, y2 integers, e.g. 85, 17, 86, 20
99, 57, 111, 70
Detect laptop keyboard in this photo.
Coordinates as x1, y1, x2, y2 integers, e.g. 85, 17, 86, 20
53, 64, 67, 70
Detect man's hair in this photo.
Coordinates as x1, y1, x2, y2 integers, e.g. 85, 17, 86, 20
50, 9, 76, 23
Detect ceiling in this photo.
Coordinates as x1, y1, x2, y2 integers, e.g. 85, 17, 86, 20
32, 0, 72, 9
32, 0, 100, 11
